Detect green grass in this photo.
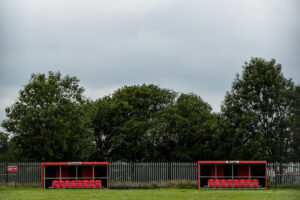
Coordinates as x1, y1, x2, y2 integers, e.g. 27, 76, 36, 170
0, 187, 299, 200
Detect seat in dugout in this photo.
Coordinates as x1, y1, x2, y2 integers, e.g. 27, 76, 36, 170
208, 179, 259, 188
52, 179, 102, 189
42, 162, 109, 189
198, 161, 267, 189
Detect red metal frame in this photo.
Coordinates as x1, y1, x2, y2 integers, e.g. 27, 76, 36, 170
198, 160, 267, 189
198, 161, 267, 164
41, 162, 110, 189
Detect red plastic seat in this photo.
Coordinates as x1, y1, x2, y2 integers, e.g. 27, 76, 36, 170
233, 179, 239, 187
83, 180, 89, 188
95, 180, 101, 188
52, 180, 58, 188
76, 180, 83, 188
221, 179, 227, 187
246, 179, 251, 187
214, 180, 220, 187
208, 179, 214, 187
58, 180, 64, 188
253, 179, 258, 187
89, 180, 95, 188
70, 180, 76, 188
239, 179, 245, 187
227, 179, 233, 187
64, 180, 70, 188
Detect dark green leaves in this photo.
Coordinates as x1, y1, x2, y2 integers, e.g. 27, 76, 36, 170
1, 72, 94, 161
92, 85, 216, 162
1, 58, 299, 162
221, 58, 295, 162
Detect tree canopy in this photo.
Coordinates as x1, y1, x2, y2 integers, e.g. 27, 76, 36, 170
91, 85, 217, 162
1, 58, 299, 162
221, 58, 295, 162
1, 72, 94, 161
91, 84, 177, 161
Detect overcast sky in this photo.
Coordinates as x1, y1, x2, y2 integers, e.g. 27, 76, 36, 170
0, 0, 299, 130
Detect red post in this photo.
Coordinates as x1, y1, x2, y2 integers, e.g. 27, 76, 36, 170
107, 163, 109, 189
41, 163, 43, 189
198, 162, 200, 189
265, 163, 267, 189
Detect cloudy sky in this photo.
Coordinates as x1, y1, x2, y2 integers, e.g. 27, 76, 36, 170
0, 0, 299, 129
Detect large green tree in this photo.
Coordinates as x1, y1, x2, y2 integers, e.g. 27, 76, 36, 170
0, 131, 9, 161
150, 93, 217, 161
1, 72, 95, 161
221, 58, 295, 162
289, 85, 300, 161
92, 84, 176, 161
92, 85, 218, 162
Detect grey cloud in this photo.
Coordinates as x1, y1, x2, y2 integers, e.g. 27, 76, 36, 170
0, 0, 300, 128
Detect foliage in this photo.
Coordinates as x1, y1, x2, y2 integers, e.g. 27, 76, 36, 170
0, 132, 8, 153
91, 84, 217, 162
92, 84, 177, 161
149, 93, 217, 161
0, 131, 9, 161
1, 58, 299, 162
289, 85, 300, 161
221, 58, 295, 162
1, 72, 95, 161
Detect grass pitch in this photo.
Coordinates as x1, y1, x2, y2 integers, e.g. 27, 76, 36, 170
0, 188, 299, 200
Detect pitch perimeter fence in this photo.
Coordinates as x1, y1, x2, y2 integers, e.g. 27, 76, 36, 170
0, 162, 299, 188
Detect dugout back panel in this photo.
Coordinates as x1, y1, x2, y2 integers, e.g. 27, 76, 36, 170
198, 161, 267, 189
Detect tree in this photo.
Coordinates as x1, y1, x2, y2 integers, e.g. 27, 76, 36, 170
0, 131, 9, 161
1, 72, 95, 161
289, 85, 300, 161
150, 93, 217, 161
92, 84, 176, 162
211, 114, 236, 160
221, 58, 295, 162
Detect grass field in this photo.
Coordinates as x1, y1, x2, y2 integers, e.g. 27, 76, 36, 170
0, 188, 300, 200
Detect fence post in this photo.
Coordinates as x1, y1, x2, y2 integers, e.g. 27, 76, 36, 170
4, 163, 8, 184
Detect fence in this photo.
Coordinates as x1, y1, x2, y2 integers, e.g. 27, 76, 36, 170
0, 162, 299, 188
267, 163, 300, 188
0, 163, 41, 185
110, 162, 197, 188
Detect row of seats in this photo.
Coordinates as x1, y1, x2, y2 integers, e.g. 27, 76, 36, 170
208, 179, 259, 188
52, 180, 102, 189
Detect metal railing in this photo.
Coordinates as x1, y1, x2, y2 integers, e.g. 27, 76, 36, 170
267, 163, 300, 188
0, 162, 41, 185
110, 162, 197, 188
0, 162, 299, 187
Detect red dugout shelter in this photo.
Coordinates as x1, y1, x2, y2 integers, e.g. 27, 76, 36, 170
198, 161, 267, 189
41, 162, 109, 189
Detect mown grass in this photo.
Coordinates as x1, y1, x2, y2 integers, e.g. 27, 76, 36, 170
0, 187, 300, 200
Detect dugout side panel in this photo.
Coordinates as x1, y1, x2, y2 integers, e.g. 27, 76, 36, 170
95, 165, 108, 188
45, 166, 56, 188
251, 164, 266, 187
200, 165, 210, 187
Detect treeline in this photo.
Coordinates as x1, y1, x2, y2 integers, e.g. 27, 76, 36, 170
0, 58, 299, 162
